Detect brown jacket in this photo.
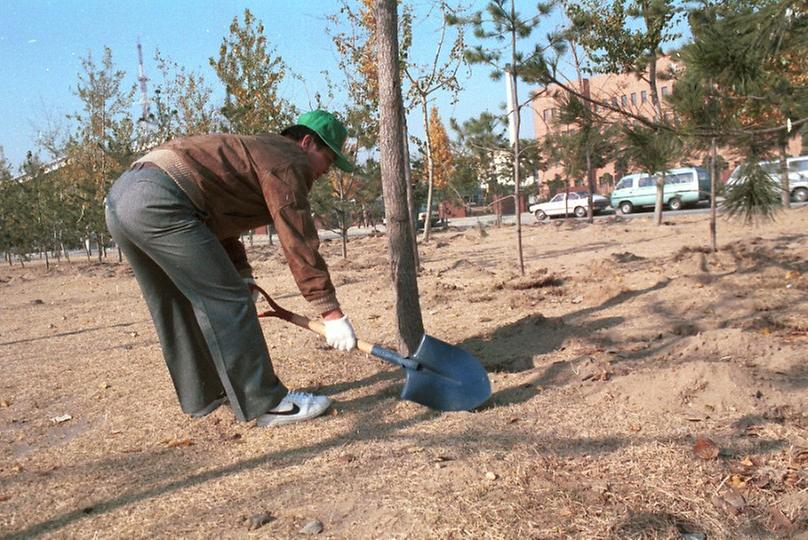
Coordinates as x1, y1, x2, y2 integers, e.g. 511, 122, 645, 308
136, 133, 339, 313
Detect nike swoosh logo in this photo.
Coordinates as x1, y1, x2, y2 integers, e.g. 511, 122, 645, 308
271, 404, 301, 416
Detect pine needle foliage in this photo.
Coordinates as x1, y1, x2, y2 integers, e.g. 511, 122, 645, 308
722, 161, 782, 224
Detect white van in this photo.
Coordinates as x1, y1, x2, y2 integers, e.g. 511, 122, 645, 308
727, 155, 808, 202
610, 167, 711, 215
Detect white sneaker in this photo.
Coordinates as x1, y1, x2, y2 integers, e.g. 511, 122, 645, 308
255, 391, 332, 427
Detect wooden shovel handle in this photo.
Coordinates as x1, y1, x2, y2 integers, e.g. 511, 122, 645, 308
249, 283, 374, 355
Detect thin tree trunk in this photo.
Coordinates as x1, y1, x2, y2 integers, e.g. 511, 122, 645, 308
421, 98, 436, 242
401, 105, 419, 269
377, 0, 424, 356
564, 183, 570, 220
341, 220, 348, 259
508, 1, 524, 276
654, 173, 665, 226
586, 148, 594, 224
779, 142, 791, 209
53, 231, 61, 263
710, 137, 718, 253
646, 49, 666, 225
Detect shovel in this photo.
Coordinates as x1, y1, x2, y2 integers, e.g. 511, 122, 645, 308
250, 284, 491, 412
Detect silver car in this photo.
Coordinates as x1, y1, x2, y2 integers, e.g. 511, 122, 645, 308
529, 191, 610, 220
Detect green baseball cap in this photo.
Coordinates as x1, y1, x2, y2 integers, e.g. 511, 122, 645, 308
296, 110, 354, 172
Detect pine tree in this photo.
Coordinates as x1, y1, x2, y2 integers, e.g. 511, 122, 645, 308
449, 0, 566, 274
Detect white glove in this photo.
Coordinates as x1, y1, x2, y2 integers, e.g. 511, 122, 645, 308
324, 315, 357, 351
243, 277, 259, 302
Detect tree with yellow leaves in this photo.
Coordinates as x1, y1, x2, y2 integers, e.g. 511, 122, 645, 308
421, 107, 455, 230
404, 1, 465, 242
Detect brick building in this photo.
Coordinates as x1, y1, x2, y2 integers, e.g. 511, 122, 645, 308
529, 57, 803, 199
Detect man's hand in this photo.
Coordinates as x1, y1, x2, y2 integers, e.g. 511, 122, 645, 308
243, 277, 259, 302
323, 312, 356, 351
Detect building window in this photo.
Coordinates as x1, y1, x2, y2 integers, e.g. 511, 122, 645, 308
630, 92, 637, 105
543, 109, 550, 121
641, 90, 648, 103
621, 95, 628, 106
661, 86, 669, 96
611, 97, 618, 107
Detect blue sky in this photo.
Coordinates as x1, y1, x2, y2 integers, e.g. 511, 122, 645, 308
0, 0, 565, 172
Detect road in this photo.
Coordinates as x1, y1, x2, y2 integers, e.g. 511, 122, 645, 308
311, 199, 807, 241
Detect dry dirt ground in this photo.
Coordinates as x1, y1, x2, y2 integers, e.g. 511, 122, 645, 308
1, 209, 807, 539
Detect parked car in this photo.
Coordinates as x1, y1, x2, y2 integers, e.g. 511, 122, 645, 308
529, 191, 610, 221
610, 166, 710, 215
726, 154, 808, 202
417, 206, 442, 229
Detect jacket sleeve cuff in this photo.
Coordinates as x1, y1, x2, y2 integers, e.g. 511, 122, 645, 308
307, 293, 340, 314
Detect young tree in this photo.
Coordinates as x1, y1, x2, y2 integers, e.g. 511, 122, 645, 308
446, 150, 483, 206
450, 0, 566, 275
325, 2, 399, 258
17, 154, 61, 268
146, 49, 221, 145
545, 93, 616, 222
210, 9, 296, 134
667, 30, 740, 250
307, 110, 376, 259
329, 0, 419, 264
567, 0, 684, 224
376, 0, 424, 356
419, 107, 455, 237
684, 0, 808, 211
0, 149, 19, 264
65, 47, 136, 261
451, 112, 511, 216
402, 0, 465, 242
621, 121, 683, 223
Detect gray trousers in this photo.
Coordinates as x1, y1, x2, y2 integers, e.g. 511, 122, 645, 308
104, 167, 287, 421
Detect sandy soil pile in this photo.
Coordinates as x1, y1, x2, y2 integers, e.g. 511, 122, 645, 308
1, 209, 806, 539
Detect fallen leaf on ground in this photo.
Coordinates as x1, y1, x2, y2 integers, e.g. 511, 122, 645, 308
165, 438, 193, 448
728, 474, 747, 489
693, 436, 719, 460
768, 506, 793, 534
712, 489, 746, 516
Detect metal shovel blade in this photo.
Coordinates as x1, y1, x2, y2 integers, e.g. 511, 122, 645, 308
249, 282, 490, 412
399, 334, 491, 411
